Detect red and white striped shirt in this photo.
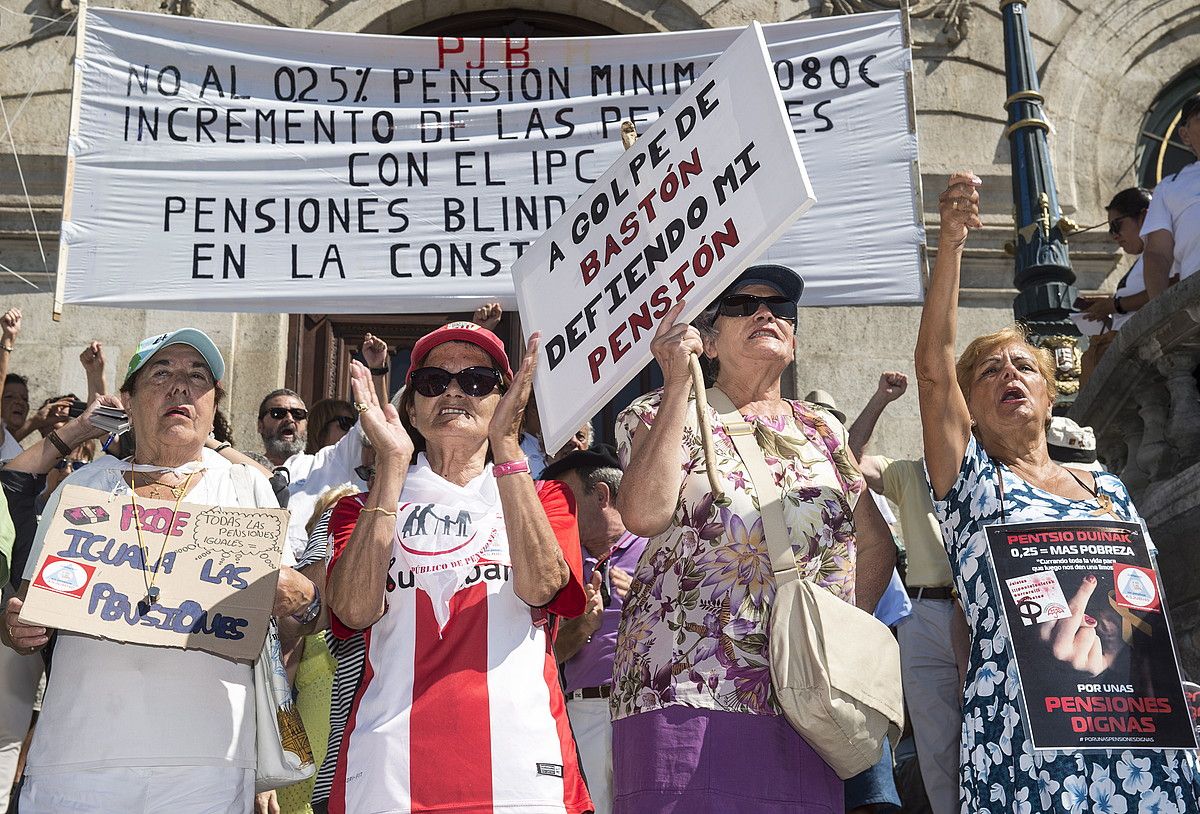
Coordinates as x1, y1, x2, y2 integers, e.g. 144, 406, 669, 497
327, 475, 590, 814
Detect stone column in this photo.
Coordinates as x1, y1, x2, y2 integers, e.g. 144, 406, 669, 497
1157, 350, 1200, 465
1117, 409, 1149, 494
1135, 383, 1172, 482
1097, 427, 1126, 474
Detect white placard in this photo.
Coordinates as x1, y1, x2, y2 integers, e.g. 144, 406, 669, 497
55, 7, 920, 315
513, 24, 814, 455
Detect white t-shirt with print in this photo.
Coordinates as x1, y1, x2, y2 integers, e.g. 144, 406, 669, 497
21, 449, 279, 775
1141, 161, 1200, 281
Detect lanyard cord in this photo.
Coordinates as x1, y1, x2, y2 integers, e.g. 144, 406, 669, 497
993, 458, 1117, 522
128, 468, 197, 609
994, 461, 1007, 523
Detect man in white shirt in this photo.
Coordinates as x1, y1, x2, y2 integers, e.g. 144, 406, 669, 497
255, 389, 368, 559
257, 389, 308, 468
1144, 96, 1200, 298
260, 336, 395, 558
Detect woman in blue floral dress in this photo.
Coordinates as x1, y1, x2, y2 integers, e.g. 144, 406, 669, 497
916, 173, 1200, 814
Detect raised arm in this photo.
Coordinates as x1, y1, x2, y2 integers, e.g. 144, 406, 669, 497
915, 174, 980, 499
361, 333, 391, 405
326, 361, 413, 631
614, 301, 701, 538
0, 310, 19, 409
490, 334, 573, 608
848, 372, 907, 459
849, 372, 907, 492
4, 395, 119, 475
80, 341, 107, 399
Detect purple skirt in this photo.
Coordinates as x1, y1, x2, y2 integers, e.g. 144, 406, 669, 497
612, 706, 844, 814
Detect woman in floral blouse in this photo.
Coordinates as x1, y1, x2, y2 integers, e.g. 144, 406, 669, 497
610, 265, 896, 814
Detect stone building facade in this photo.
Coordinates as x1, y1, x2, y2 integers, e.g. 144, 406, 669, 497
0, 0, 1197, 460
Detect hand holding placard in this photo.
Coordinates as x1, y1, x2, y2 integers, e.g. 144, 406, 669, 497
648, 300, 725, 498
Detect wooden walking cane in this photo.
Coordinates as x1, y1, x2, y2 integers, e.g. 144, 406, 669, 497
619, 121, 724, 500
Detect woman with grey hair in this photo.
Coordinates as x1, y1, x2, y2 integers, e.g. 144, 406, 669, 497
610, 265, 896, 813
2, 329, 317, 814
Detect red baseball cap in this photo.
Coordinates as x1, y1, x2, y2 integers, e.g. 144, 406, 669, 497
407, 321, 514, 382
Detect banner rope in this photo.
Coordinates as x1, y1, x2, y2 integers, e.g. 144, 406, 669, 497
0, 14, 78, 290
0, 90, 49, 276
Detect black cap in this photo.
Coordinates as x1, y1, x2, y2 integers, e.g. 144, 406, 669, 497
717, 264, 804, 304
540, 448, 622, 482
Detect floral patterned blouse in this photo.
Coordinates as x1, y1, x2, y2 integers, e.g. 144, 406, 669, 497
610, 389, 863, 721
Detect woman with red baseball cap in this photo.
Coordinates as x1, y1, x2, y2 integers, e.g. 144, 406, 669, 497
324, 322, 591, 814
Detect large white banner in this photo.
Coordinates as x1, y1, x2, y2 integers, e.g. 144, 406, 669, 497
56, 7, 921, 315
515, 24, 814, 454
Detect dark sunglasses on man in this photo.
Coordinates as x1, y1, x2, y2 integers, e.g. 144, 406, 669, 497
54, 459, 88, 471
409, 366, 506, 398
326, 415, 357, 433
716, 293, 797, 321
354, 464, 376, 482
262, 407, 308, 421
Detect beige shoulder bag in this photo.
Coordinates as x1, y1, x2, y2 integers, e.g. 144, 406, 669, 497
705, 388, 904, 780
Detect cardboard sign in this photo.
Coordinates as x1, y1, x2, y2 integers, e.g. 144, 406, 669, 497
511, 23, 815, 454
55, 7, 920, 315
20, 484, 286, 661
985, 519, 1197, 751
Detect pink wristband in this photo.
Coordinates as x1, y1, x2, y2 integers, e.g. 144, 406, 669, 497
493, 458, 531, 478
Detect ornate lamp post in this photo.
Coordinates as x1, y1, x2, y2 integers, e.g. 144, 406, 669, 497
1001, 0, 1080, 398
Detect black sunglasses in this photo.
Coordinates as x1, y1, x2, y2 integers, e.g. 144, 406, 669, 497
1108, 214, 1131, 235
54, 459, 88, 471
262, 407, 308, 421
717, 293, 797, 321
325, 415, 357, 433
354, 465, 376, 481
410, 366, 505, 398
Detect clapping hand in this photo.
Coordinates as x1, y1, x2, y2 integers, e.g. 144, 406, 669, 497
347, 360, 413, 465
489, 333, 540, 458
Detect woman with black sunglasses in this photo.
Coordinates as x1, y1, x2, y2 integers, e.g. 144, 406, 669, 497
609, 265, 895, 814
1077, 187, 1152, 380
323, 321, 591, 814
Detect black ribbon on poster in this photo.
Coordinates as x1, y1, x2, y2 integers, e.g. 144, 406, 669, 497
985, 519, 1198, 750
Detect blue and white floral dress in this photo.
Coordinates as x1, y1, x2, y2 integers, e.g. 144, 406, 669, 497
932, 436, 1200, 814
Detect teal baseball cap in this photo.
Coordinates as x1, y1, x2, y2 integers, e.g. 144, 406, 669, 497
125, 329, 225, 383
